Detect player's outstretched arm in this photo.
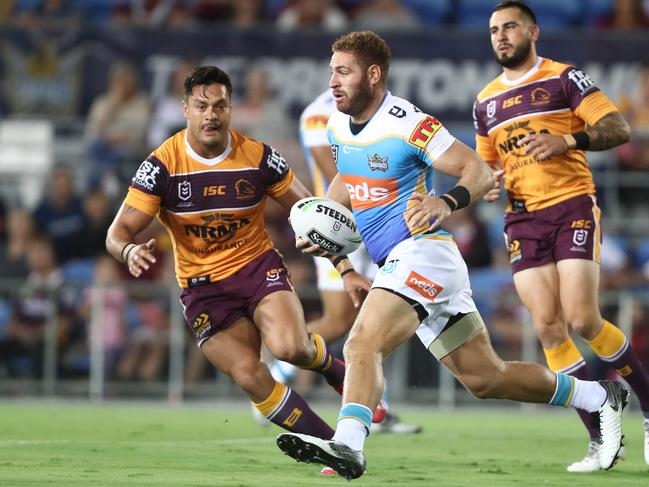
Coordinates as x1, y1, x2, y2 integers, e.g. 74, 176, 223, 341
273, 177, 313, 212
324, 174, 351, 209
483, 159, 505, 203
519, 112, 630, 160
405, 140, 495, 231
583, 111, 631, 151
106, 204, 156, 278
309, 145, 339, 184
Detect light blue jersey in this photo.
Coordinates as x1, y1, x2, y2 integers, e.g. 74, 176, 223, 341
327, 92, 456, 264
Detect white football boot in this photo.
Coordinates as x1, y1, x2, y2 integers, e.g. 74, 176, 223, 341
597, 380, 629, 470
566, 436, 625, 472
277, 433, 366, 480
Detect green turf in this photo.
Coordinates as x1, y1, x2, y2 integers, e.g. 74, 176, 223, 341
0, 402, 646, 486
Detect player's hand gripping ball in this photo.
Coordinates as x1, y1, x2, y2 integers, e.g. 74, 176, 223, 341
290, 197, 362, 256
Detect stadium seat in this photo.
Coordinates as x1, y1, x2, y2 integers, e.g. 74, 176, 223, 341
581, 0, 614, 26
0, 119, 53, 209
402, 0, 452, 25
61, 258, 97, 285
456, 0, 581, 29
455, 0, 497, 29
525, 0, 580, 28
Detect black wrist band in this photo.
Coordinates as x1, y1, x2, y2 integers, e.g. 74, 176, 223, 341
332, 255, 348, 267
572, 131, 590, 151
121, 243, 135, 262
442, 185, 471, 211
439, 194, 457, 211
340, 268, 355, 277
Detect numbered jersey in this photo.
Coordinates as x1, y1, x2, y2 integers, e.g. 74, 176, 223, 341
299, 90, 336, 197
327, 91, 455, 265
124, 129, 294, 288
473, 56, 619, 212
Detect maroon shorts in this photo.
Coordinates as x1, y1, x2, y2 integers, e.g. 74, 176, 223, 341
504, 194, 602, 274
180, 249, 293, 346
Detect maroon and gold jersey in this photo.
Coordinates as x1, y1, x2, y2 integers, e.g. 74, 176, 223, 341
124, 129, 294, 288
474, 57, 619, 212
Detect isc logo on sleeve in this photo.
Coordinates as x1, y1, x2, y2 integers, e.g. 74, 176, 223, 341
341, 175, 398, 210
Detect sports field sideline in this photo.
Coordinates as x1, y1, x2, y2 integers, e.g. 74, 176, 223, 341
0, 401, 646, 486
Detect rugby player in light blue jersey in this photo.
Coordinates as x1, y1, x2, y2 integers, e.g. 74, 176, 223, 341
276, 31, 627, 480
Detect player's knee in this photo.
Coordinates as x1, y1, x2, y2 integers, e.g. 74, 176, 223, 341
230, 362, 266, 395
533, 319, 566, 347
462, 375, 496, 399
343, 333, 376, 362
567, 314, 600, 337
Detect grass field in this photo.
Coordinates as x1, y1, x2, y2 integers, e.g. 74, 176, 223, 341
0, 401, 647, 486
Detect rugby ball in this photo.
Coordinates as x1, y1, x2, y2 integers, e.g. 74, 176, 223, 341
289, 197, 362, 256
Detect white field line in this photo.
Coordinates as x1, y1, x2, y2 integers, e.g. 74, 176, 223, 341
0, 437, 274, 447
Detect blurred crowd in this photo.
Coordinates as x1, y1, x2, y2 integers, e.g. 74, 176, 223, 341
1, 0, 649, 31
0, 2, 649, 390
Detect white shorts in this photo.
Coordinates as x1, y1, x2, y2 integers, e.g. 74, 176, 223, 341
371, 236, 477, 349
314, 244, 378, 291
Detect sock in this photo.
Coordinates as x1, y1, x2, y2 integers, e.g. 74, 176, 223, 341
544, 338, 599, 440
550, 373, 606, 413
333, 402, 372, 451
302, 333, 345, 393
586, 320, 649, 412
254, 382, 334, 438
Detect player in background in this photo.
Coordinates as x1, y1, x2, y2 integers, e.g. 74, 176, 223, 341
106, 65, 369, 439
474, 1, 649, 471
275, 30, 628, 481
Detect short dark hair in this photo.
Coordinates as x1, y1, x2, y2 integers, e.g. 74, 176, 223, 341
184, 65, 233, 100
332, 31, 391, 85
492, 1, 537, 25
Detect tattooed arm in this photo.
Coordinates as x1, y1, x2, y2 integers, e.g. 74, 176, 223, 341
584, 111, 631, 151
106, 204, 156, 278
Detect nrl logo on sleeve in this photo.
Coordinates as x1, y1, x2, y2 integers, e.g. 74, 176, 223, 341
367, 153, 388, 172
486, 99, 497, 119
409, 115, 442, 149
178, 180, 192, 201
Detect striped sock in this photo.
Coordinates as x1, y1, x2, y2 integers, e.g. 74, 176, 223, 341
254, 382, 334, 438
544, 338, 599, 440
302, 333, 345, 392
333, 403, 372, 451
550, 373, 606, 413
587, 320, 649, 412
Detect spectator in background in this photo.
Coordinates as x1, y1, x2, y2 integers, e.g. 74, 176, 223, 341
10, 0, 81, 29
85, 61, 151, 190
231, 67, 295, 142
80, 188, 114, 258
32, 165, 86, 264
0, 236, 76, 378
276, 0, 348, 31
191, 0, 229, 23
596, 0, 649, 29
110, 0, 193, 28
77, 255, 127, 374
227, 0, 266, 28
0, 208, 33, 280
617, 63, 649, 171
230, 66, 308, 180
354, 0, 420, 31
147, 60, 194, 150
